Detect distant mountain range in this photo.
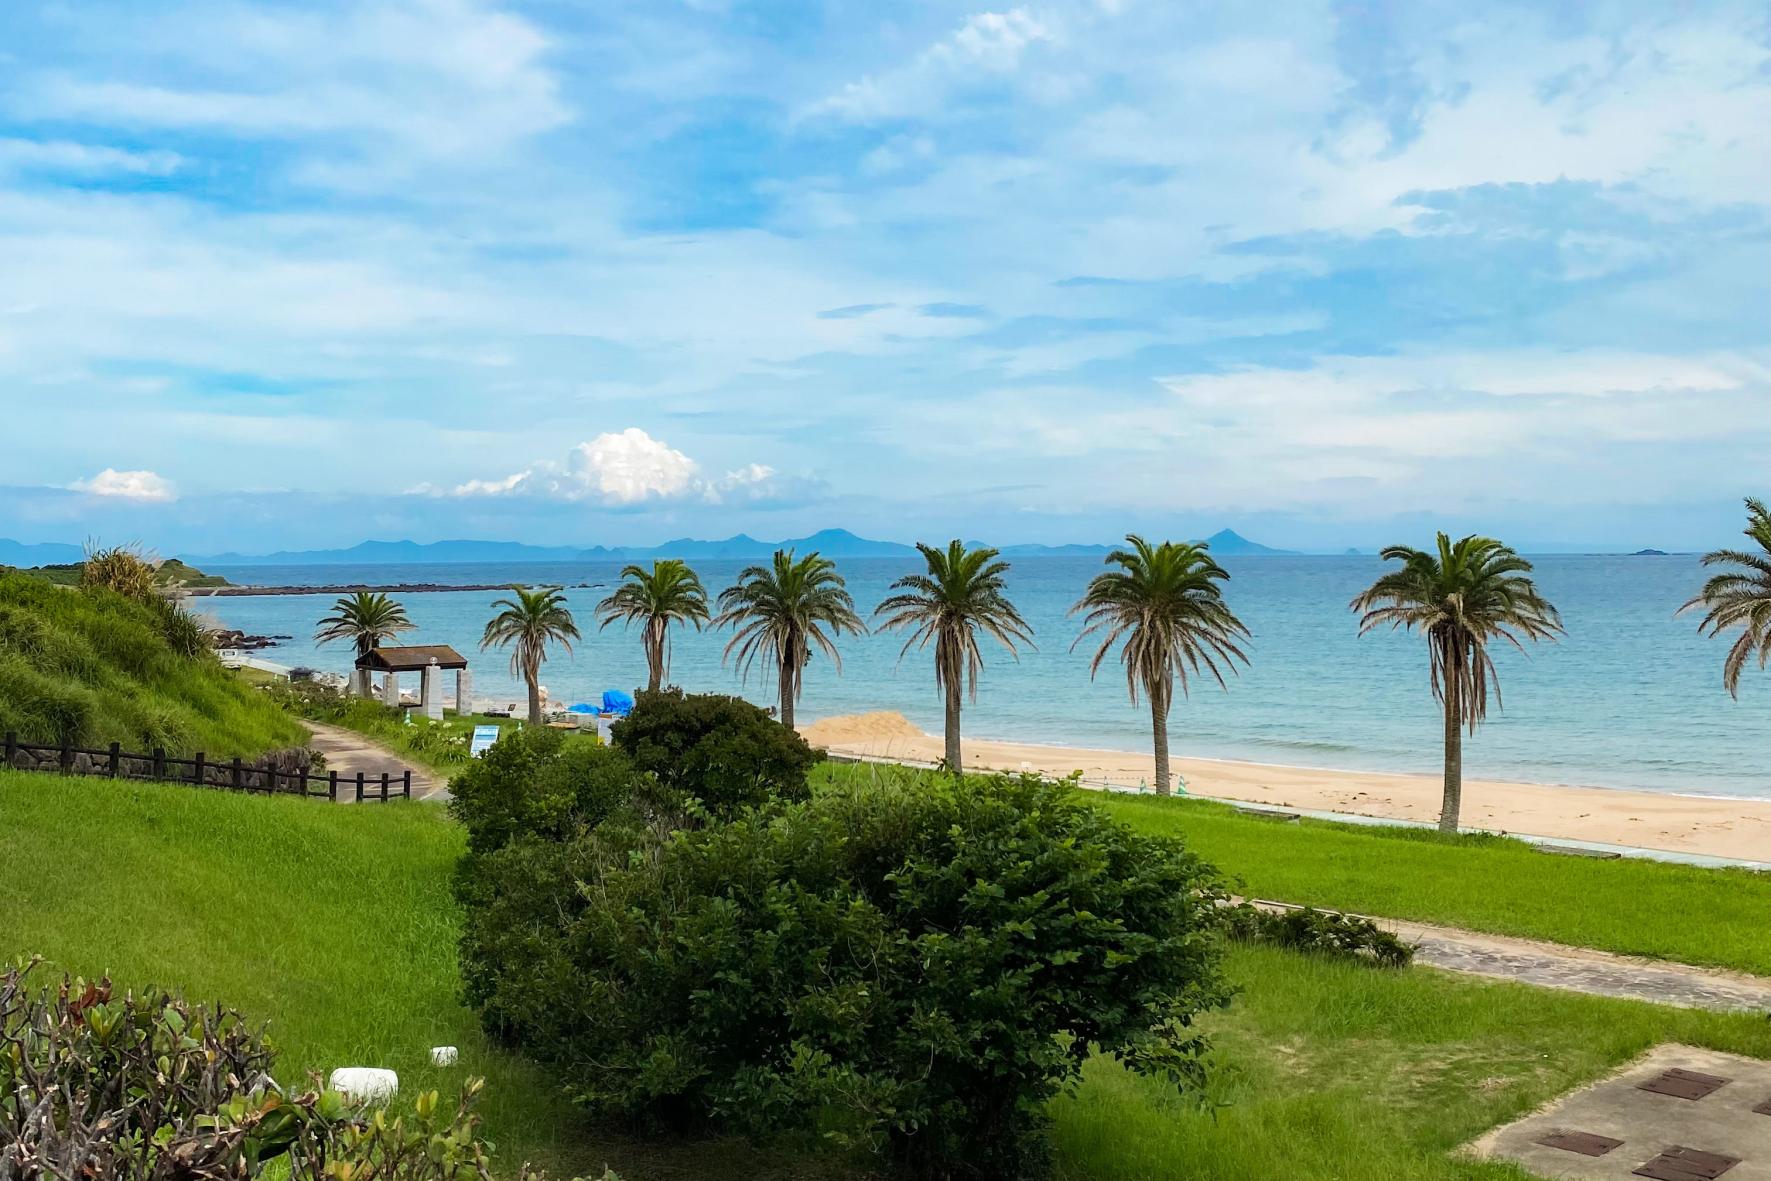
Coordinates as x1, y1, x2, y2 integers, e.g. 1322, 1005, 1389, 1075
0, 539, 85, 566
168, 527, 1296, 566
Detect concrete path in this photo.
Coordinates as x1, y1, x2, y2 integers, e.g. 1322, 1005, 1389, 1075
301, 721, 445, 802
1250, 899, 1771, 1013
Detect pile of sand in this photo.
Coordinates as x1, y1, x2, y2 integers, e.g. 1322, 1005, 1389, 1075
799, 711, 927, 748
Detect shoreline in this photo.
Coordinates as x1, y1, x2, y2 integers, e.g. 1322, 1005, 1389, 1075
797, 712, 1771, 864
191, 581, 590, 597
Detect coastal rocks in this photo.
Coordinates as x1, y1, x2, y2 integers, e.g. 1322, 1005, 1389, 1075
211, 628, 289, 651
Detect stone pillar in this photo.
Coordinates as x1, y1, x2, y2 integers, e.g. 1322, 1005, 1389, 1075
350, 668, 370, 697
421, 659, 443, 721
455, 667, 473, 716
382, 671, 399, 710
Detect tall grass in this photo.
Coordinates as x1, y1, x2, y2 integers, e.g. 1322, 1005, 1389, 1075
0, 570, 304, 755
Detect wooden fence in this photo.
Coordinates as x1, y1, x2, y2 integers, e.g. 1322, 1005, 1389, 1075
2, 732, 409, 802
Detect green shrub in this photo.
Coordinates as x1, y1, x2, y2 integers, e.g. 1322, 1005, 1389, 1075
611, 690, 816, 819
460, 771, 1231, 1178
1219, 903, 1415, 967
448, 727, 642, 859
0, 958, 612, 1180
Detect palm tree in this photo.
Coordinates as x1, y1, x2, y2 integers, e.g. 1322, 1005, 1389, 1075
714, 549, 864, 729
481, 586, 581, 725
1350, 534, 1562, 833
596, 559, 710, 692
1680, 497, 1771, 697
873, 540, 1033, 773
315, 591, 414, 662
1071, 536, 1249, 794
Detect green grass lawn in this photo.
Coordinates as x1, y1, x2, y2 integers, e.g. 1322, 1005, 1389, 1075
9, 767, 1770, 1180
813, 764, 1771, 977
273, 688, 593, 775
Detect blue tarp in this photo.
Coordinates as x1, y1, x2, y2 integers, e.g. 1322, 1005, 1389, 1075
564, 702, 596, 714
601, 690, 635, 717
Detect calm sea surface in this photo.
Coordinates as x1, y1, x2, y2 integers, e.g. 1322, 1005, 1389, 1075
199, 556, 1769, 800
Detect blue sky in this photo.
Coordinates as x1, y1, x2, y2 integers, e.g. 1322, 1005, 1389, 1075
0, 0, 1765, 553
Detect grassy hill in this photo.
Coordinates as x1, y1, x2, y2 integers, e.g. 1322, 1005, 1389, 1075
0, 569, 302, 755
6, 770, 1771, 1181
10, 556, 230, 589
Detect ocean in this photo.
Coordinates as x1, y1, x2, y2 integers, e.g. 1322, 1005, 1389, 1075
197, 554, 1769, 800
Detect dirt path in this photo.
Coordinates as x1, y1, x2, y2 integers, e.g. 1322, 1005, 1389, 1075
301, 721, 445, 802
1250, 899, 1771, 1013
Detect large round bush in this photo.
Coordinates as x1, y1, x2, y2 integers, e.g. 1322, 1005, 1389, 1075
460, 770, 1230, 1178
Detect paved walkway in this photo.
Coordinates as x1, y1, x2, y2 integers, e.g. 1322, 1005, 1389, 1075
301, 721, 445, 802
1249, 899, 1771, 1013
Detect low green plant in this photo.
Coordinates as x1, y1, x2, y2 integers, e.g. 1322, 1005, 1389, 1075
611, 689, 816, 819
0, 958, 610, 1181
1218, 904, 1414, 968
448, 727, 642, 859
460, 770, 1232, 1179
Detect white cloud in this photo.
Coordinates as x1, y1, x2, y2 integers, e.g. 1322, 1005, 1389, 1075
70, 468, 178, 502
0, 139, 183, 176
442, 429, 807, 507
808, 7, 1059, 122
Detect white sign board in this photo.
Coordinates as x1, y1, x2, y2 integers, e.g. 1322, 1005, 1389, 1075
470, 725, 500, 757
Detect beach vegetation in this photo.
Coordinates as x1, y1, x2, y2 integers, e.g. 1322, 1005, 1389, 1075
77, 541, 160, 601
595, 559, 710, 692
10, 767, 1771, 1181
449, 725, 641, 859
314, 589, 415, 662
713, 549, 864, 729
1071, 535, 1249, 795
482, 586, 582, 725
1680, 495, 1771, 697
0, 568, 304, 755
1218, 902, 1414, 967
873, 540, 1034, 773
1349, 534, 1562, 832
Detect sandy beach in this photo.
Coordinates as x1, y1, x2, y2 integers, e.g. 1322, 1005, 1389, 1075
798, 712, 1771, 863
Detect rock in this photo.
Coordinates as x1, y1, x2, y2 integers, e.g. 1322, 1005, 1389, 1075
430, 1046, 459, 1066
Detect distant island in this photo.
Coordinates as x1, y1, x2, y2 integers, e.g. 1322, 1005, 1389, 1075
168, 527, 1299, 567
1630, 548, 1669, 557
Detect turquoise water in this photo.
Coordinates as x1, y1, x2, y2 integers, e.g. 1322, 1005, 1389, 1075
199, 555, 1769, 799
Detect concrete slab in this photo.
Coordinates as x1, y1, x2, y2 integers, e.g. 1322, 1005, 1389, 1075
1468, 1045, 1771, 1180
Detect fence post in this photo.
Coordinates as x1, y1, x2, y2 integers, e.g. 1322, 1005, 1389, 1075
355, 772, 364, 802
4, 732, 15, 767
299, 766, 309, 796
59, 736, 73, 774
230, 758, 242, 790
193, 752, 206, 787
328, 770, 338, 801
402, 769, 411, 798
152, 747, 165, 780
379, 771, 389, 801
108, 742, 121, 778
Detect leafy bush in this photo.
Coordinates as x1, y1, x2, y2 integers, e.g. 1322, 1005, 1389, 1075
0, 958, 613, 1181
611, 690, 816, 819
1219, 903, 1414, 967
460, 770, 1231, 1178
449, 726, 642, 858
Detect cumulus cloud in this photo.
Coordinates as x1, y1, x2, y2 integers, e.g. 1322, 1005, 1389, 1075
442, 429, 810, 507
70, 468, 177, 502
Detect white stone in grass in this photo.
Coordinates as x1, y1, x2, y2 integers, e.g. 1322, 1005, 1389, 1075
329, 1067, 398, 1101
430, 1046, 459, 1066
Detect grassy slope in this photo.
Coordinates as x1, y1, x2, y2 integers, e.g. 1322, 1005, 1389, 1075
9, 768, 1771, 1181
813, 765, 1771, 976
0, 570, 304, 755
284, 694, 590, 774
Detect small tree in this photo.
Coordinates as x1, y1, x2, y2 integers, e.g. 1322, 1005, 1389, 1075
1350, 534, 1561, 832
595, 559, 709, 692
714, 550, 864, 729
481, 586, 581, 725
873, 540, 1032, 772
1071, 535, 1249, 794
1680, 496, 1771, 697
610, 689, 815, 818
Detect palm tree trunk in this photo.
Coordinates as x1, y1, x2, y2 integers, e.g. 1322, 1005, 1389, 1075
943, 675, 962, 774
646, 621, 664, 693
1151, 695, 1171, 795
778, 661, 794, 730
526, 662, 543, 726
1440, 691, 1462, 833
